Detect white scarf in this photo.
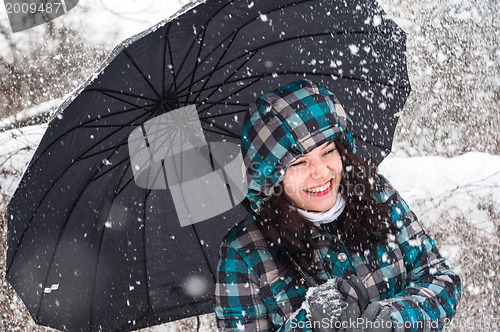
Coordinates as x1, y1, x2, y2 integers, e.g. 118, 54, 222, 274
295, 195, 346, 227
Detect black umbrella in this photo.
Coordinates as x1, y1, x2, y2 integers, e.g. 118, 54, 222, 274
6, 0, 411, 330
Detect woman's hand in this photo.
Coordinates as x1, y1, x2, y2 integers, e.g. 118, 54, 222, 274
307, 277, 347, 331
337, 275, 393, 332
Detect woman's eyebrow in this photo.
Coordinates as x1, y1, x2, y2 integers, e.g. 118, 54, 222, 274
322, 141, 335, 149
290, 154, 307, 165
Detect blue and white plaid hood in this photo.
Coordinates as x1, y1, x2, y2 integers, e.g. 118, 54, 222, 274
241, 79, 357, 213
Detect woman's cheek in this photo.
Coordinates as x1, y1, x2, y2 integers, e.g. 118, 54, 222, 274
283, 182, 298, 196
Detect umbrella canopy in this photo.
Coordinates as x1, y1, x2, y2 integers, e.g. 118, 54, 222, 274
6, 0, 411, 331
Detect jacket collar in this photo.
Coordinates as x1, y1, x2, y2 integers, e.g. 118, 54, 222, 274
312, 208, 347, 239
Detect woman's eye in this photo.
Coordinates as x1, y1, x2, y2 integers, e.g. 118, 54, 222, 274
290, 161, 305, 167
324, 149, 336, 155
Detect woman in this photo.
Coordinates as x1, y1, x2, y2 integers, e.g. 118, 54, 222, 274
214, 79, 461, 331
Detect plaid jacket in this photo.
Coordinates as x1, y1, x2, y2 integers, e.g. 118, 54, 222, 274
214, 176, 461, 331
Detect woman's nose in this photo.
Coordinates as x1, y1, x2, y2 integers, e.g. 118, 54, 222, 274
309, 160, 330, 179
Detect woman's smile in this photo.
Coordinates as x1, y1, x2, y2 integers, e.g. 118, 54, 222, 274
303, 178, 334, 196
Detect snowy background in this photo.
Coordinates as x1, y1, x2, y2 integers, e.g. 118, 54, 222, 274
0, 0, 498, 331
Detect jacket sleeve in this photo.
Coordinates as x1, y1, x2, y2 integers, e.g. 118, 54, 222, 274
376, 175, 462, 332
214, 240, 275, 331
214, 240, 314, 331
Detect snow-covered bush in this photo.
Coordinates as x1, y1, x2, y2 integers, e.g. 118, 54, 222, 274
0, 20, 107, 121
380, 0, 499, 156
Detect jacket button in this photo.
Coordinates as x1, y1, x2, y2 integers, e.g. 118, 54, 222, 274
337, 253, 347, 263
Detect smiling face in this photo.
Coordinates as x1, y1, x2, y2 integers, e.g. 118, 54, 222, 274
281, 141, 342, 212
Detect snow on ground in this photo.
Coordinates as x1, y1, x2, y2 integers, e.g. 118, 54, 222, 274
379, 152, 500, 279
0, 124, 47, 207
0, 99, 62, 129
379, 152, 500, 236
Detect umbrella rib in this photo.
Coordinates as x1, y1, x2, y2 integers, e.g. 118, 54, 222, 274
170, 0, 315, 101
165, 25, 180, 108
88, 207, 111, 330
184, 33, 338, 116
199, 107, 247, 120
113, 176, 135, 199
83, 113, 174, 165
168, 0, 239, 98
81, 124, 143, 128
114, 117, 179, 198
189, 0, 322, 104
162, 24, 169, 101
88, 155, 130, 182
190, 22, 236, 104
84, 88, 160, 104
21, 99, 156, 172
34, 147, 133, 322
351, 133, 393, 152
195, 77, 262, 117
201, 121, 240, 139
141, 186, 154, 316
184, 21, 208, 105
198, 102, 248, 107
123, 48, 162, 100
190, 223, 217, 284
89, 158, 135, 330
113, 123, 181, 198
74, 107, 159, 162
6, 110, 158, 280
161, 143, 218, 287
175, 0, 392, 93
201, 127, 238, 140
35, 107, 158, 322
178, 30, 407, 104
216, 70, 410, 93
26, 101, 159, 173
174, 0, 315, 95
191, 68, 410, 117
149, 126, 183, 196
79, 102, 158, 125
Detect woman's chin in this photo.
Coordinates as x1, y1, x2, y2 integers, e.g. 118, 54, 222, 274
301, 193, 338, 212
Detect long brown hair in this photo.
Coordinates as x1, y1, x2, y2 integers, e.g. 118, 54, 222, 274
257, 140, 399, 282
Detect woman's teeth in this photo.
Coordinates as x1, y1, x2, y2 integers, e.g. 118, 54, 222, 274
304, 180, 331, 193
